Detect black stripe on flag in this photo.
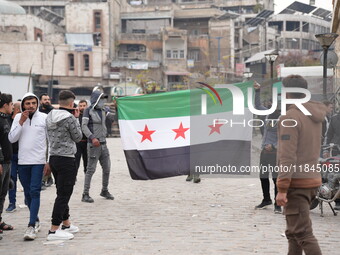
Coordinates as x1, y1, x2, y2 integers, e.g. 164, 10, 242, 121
124, 140, 251, 180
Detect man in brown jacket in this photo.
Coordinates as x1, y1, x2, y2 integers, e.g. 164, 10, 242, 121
276, 75, 327, 255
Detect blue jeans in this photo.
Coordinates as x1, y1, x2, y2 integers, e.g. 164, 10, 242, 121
18, 164, 44, 226
8, 154, 19, 205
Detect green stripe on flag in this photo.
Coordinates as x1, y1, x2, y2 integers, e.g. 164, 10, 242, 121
117, 81, 252, 120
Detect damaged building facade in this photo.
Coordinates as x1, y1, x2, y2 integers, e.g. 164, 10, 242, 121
2, 0, 276, 94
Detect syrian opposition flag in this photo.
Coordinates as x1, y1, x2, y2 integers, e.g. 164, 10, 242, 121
117, 82, 252, 180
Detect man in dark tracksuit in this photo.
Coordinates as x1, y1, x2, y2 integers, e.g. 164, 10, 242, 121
75, 100, 88, 174
0, 93, 14, 235
81, 90, 113, 203
253, 82, 281, 213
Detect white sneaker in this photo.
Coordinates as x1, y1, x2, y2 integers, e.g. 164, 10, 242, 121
46, 230, 74, 241
61, 224, 79, 233
35, 221, 41, 233
24, 226, 36, 240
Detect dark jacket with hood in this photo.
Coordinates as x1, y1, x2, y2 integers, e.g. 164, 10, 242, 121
82, 91, 107, 143
277, 101, 327, 193
46, 108, 82, 157
255, 89, 280, 149
0, 112, 12, 164
326, 114, 340, 147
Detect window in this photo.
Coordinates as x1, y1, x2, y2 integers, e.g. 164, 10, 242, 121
68, 54, 74, 71
268, 21, 283, 32
94, 12, 101, 29
302, 22, 309, 33
286, 21, 300, 31
180, 50, 184, 58
83, 54, 90, 71
34, 27, 43, 42
166, 50, 171, 58
153, 49, 162, 62
172, 50, 178, 59
286, 38, 300, 49
93, 33, 101, 46
302, 39, 309, 50
188, 49, 200, 61
268, 40, 274, 48
132, 29, 146, 34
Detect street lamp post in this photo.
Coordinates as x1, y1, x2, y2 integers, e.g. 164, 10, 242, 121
48, 43, 57, 100
315, 33, 338, 100
265, 51, 278, 97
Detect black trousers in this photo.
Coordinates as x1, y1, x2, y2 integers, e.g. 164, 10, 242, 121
49, 156, 77, 226
75, 141, 88, 174
259, 149, 278, 202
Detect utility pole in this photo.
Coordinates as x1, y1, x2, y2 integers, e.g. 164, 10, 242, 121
48, 43, 56, 100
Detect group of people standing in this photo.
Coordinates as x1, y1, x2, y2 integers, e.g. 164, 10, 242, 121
0, 89, 114, 241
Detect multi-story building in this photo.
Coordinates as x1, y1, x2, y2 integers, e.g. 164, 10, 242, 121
0, 0, 122, 100
2, 0, 285, 93
114, 0, 274, 90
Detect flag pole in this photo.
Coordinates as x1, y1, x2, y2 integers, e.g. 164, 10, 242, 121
27, 65, 33, 92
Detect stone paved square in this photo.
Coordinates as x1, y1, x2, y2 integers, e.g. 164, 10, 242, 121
1, 136, 339, 255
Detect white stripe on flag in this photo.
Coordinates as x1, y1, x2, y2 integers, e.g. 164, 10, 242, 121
119, 109, 253, 151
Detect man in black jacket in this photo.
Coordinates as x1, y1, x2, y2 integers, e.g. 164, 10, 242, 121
39, 94, 54, 188
6, 102, 21, 212
327, 113, 340, 210
0, 92, 14, 235
39, 93, 54, 114
75, 100, 88, 174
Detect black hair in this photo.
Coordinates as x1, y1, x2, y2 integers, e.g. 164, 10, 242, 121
59, 90, 75, 101
0, 92, 13, 108
39, 93, 49, 101
79, 99, 88, 105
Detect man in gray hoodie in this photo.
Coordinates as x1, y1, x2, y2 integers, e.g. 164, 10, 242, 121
81, 90, 113, 203
45, 90, 82, 241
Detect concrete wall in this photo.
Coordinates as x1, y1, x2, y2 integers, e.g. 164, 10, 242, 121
0, 14, 63, 42
65, 3, 110, 47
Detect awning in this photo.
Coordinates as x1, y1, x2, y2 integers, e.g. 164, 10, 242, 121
164, 71, 190, 76
245, 49, 276, 64
65, 33, 94, 46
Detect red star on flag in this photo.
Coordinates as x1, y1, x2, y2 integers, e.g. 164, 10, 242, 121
172, 122, 190, 140
138, 125, 156, 142
208, 123, 224, 135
